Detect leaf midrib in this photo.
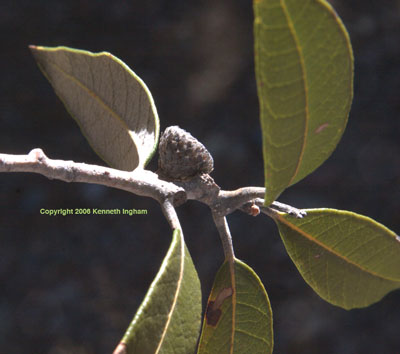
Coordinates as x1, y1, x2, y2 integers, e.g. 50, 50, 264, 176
280, 0, 309, 186
155, 229, 185, 353
230, 261, 236, 354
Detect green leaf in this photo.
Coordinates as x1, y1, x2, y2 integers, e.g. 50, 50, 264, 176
198, 259, 273, 354
30, 45, 160, 171
254, 0, 354, 205
274, 209, 400, 309
116, 229, 202, 354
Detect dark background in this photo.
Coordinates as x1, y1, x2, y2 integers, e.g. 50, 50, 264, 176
1, 0, 399, 353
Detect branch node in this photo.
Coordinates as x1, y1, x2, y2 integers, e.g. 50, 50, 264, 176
64, 165, 78, 183
250, 204, 260, 216
241, 201, 261, 216
29, 148, 46, 162
172, 190, 187, 207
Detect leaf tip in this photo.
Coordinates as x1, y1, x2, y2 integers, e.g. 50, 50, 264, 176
113, 342, 127, 354
29, 44, 44, 51
28, 45, 40, 53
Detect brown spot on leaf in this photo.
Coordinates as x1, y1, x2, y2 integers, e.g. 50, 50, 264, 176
206, 301, 222, 326
315, 123, 329, 134
206, 287, 233, 326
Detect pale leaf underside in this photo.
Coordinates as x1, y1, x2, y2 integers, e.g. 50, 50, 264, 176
30, 45, 159, 171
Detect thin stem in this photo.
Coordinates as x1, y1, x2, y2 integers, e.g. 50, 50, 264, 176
259, 206, 280, 219
161, 198, 182, 231
212, 213, 235, 264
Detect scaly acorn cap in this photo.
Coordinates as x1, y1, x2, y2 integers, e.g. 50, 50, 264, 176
158, 126, 214, 180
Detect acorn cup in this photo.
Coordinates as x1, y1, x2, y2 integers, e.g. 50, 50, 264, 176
158, 126, 214, 180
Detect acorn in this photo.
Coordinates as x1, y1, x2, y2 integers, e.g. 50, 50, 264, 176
158, 126, 214, 180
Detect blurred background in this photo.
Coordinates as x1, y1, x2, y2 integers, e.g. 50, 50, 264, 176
0, 0, 399, 353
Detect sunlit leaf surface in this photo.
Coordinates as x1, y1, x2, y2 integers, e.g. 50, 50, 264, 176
198, 259, 273, 354
254, 0, 353, 204
117, 229, 202, 354
274, 209, 400, 309
30, 45, 159, 171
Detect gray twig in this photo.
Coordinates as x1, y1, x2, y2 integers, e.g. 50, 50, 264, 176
212, 213, 235, 263
0, 149, 186, 206
161, 198, 182, 231
0, 149, 306, 219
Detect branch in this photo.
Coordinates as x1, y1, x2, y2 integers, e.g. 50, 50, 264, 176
0, 149, 306, 220
0, 149, 186, 206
